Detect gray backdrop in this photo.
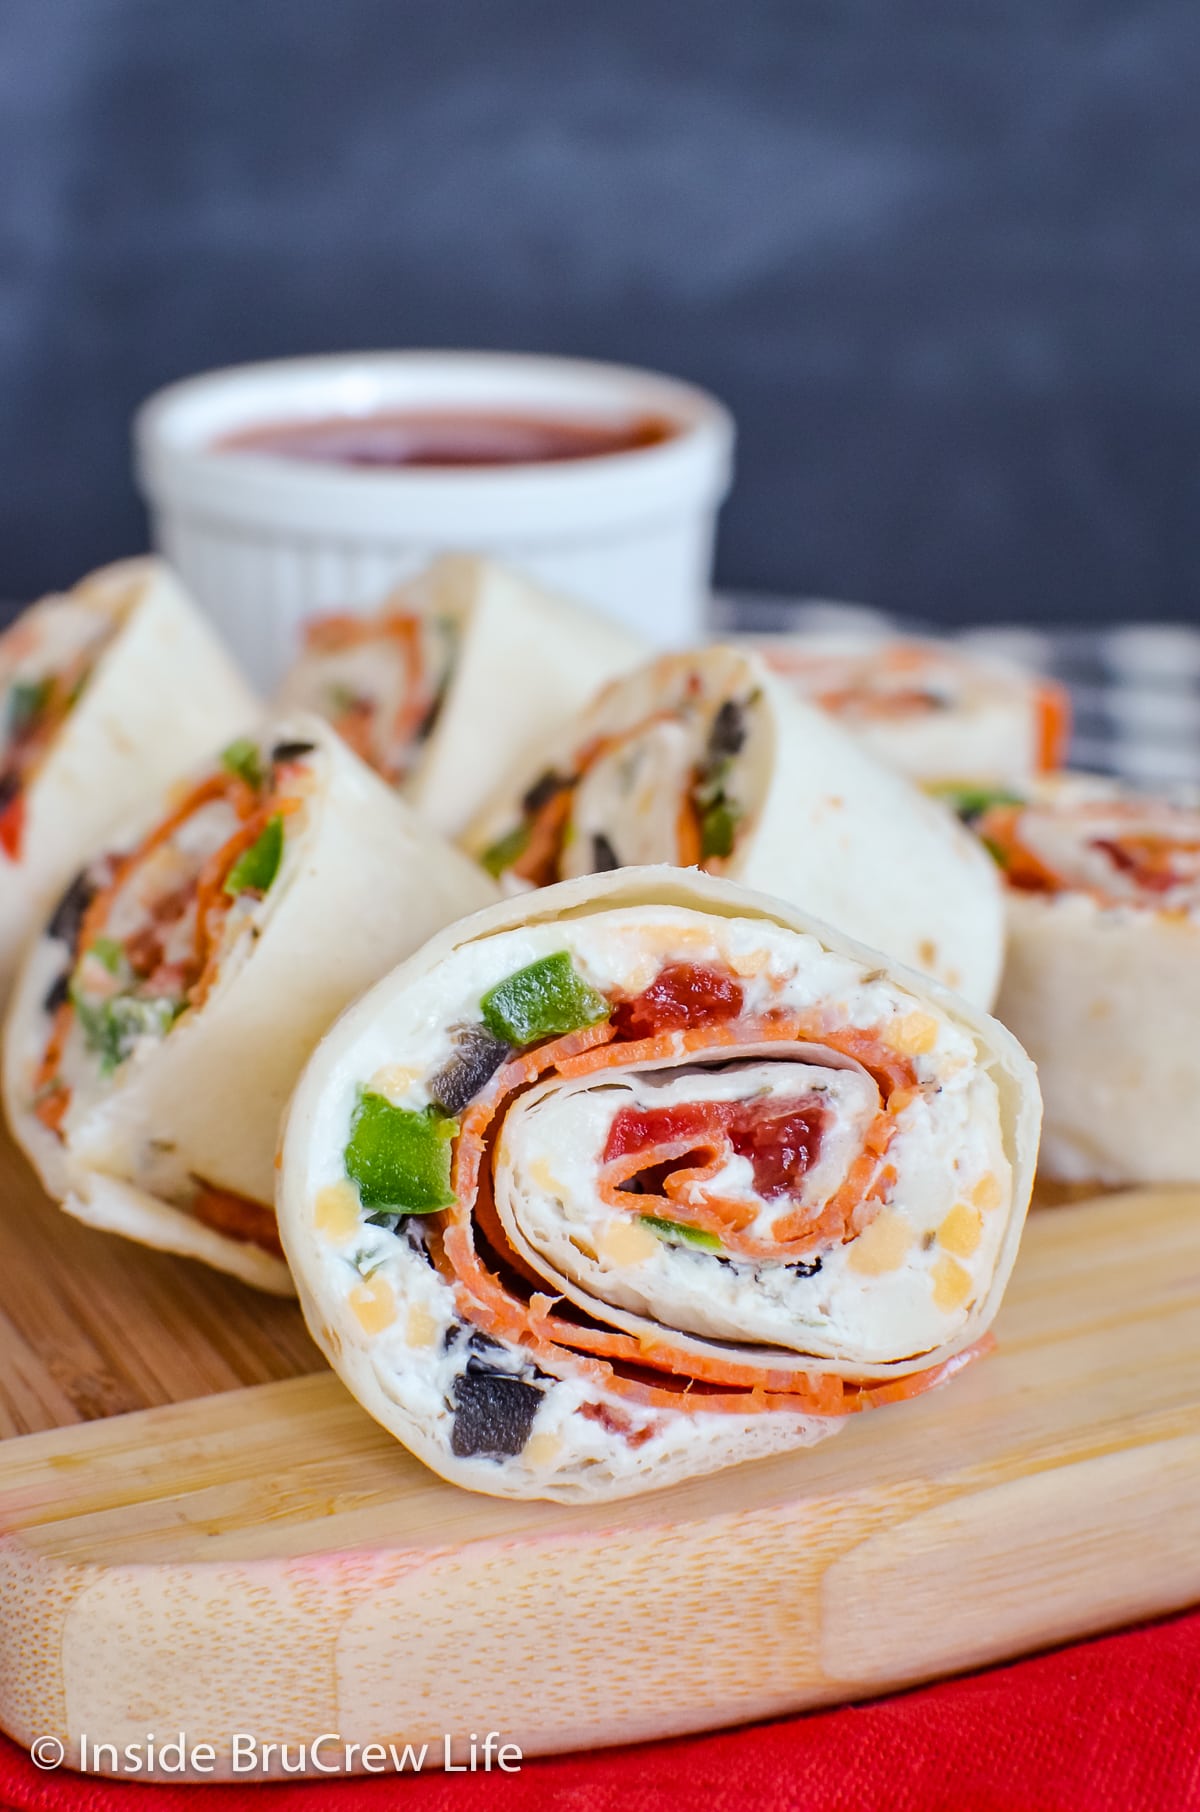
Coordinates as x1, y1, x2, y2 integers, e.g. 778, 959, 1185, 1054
2, 0, 1198, 623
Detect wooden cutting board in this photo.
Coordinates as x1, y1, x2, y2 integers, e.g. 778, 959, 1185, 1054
0, 1127, 1197, 1784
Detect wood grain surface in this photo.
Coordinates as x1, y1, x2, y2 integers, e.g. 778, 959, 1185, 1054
0, 1132, 1196, 1781
0, 1131, 318, 1437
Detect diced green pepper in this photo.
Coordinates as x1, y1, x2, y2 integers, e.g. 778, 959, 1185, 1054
224, 814, 284, 897
929, 782, 1024, 822
980, 835, 1010, 871
87, 936, 126, 975
480, 821, 531, 878
8, 677, 52, 738
699, 800, 740, 861
639, 1214, 723, 1252
72, 993, 180, 1074
344, 1092, 457, 1214
480, 952, 608, 1047
221, 737, 264, 791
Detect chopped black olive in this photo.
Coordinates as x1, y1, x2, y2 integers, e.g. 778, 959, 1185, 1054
271, 740, 317, 764
359, 1212, 435, 1263
707, 698, 747, 760
521, 769, 570, 816
46, 868, 96, 948
591, 832, 620, 872
428, 1024, 511, 1115
0, 773, 19, 811
414, 696, 444, 745
42, 969, 70, 1014
441, 1321, 463, 1351
465, 1330, 506, 1371
450, 1371, 544, 1458
787, 1256, 823, 1279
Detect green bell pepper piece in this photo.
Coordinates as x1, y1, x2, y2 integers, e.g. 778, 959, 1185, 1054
639, 1214, 723, 1252
480, 952, 608, 1047
479, 821, 531, 878
344, 1092, 457, 1214
929, 782, 1024, 822
8, 677, 52, 738
699, 799, 740, 861
87, 936, 126, 975
221, 737, 264, 791
224, 814, 284, 897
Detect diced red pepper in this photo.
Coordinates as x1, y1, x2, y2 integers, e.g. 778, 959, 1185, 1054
604, 1095, 825, 1202
0, 789, 26, 861
612, 962, 744, 1041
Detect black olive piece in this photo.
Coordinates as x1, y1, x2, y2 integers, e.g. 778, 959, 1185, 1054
46, 868, 96, 948
591, 833, 620, 872
707, 698, 747, 760
450, 1371, 544, 1459
787, 1256, 823, 1279
428, 1024, 511, 1115
271, 740, 317, 764
520, 769, 569, 816
414, 696, 444, 745
441, 1321, 463, 1351
467, 1330, 504, 1358
42, 969, 70, 1014
0, 773, 19, 813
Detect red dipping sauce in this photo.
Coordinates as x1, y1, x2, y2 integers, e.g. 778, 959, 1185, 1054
215, 410, 677, 469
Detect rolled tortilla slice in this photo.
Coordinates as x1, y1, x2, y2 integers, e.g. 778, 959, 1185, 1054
279, 868, 1039, 1502
463, 645, 1005, 1006
276, 555, 645, 837
4, 713, 497, 1292
0, 558, 259, 995
741, 632, 1071, 789
977, 776, 1200, 1186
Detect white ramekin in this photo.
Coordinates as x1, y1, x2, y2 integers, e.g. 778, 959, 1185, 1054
134, 351, 734, 686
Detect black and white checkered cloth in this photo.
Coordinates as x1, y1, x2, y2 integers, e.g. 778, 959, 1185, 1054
716, 593, 1200, 795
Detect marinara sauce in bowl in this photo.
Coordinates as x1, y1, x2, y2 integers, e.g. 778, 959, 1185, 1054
135, 352, 734, 684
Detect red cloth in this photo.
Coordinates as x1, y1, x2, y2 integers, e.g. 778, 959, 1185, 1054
3, 1610, 1198, 1812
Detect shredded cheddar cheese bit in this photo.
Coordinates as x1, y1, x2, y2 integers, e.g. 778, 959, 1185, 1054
524, 1432, 562, 1469
313, 1179, 362, 1240
620, 955, 660, 995
528, 1155, 564, 1197
730, 948, 770, 978
348, 1277, 397, 1334
888, 1012, 940, 1057
972, 1172, 1003, 1211
848, 1210, 912, 1276
369, 1064, 421, 1102
931, 1254, 974, 1313
405, 1303, 439, 1347
918, 939, 938, 969
598, 1217, 661, 1266
642, 925, 711, 955
938, 1202, 983, 1258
